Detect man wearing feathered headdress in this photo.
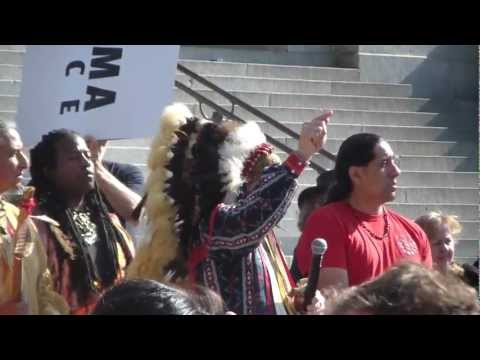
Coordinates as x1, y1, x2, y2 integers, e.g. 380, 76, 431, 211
128, 103, 332, 315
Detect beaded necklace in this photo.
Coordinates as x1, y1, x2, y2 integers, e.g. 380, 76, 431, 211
352, 206, 389, 240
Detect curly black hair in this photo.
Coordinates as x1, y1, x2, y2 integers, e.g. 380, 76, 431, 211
29, 129, 131, 305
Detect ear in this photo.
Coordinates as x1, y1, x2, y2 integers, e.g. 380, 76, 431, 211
348, 166, 364, 187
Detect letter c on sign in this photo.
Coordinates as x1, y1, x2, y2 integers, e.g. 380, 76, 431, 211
65, 61, 85, 76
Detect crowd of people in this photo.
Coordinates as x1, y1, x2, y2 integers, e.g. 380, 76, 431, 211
0, 102, 478, 315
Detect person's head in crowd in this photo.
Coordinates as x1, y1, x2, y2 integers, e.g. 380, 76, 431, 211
326, 133, 401, 209
0, 120, 29, 194
415, 211, 461, 274
297, 187, 324, 231
91, 279, 225, 315
297, 170, 336, 231
30, 129, 95, 207
189, 284, 227, 315
325, 262, 480, 315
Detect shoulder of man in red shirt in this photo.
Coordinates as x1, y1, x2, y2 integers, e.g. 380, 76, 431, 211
294, 201, 349, 277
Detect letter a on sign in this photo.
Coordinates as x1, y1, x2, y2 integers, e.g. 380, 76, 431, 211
84, 86, 116, 111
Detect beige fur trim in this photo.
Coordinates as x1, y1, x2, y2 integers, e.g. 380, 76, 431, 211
127, 103, 193, 282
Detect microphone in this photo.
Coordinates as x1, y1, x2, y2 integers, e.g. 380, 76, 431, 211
303, 238, 328, 311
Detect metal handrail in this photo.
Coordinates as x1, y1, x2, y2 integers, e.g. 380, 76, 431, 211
176, 63, 336, 173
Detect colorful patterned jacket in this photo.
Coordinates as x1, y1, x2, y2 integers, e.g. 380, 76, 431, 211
194, 153, 307, 315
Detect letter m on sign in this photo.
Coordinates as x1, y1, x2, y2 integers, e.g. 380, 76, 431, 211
89, 47, 123, 79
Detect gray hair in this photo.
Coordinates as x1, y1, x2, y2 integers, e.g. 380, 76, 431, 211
0, 119, 16, 140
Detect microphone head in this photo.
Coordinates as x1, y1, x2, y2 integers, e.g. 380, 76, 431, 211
311, 238, 328, 256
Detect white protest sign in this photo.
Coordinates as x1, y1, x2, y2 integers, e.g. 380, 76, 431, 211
16, 45, 180, 146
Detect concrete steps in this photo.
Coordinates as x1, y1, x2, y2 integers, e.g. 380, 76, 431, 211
0, 65, 22, 81
175, 88, 438, 112
176, 73, 412, 97
259, 122, 473, 142
179, 59, 360, 81
0, 50, 25, 65
0, 45, 25, 51
189, 105, 474, 129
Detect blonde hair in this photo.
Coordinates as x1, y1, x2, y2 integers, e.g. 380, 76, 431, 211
415, 211, 462, 242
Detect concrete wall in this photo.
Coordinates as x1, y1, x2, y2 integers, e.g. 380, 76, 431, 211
357, 45, 479, 106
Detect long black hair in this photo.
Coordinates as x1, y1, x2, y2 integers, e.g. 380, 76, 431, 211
326, 133, 381, 204
29, 129, 130, 304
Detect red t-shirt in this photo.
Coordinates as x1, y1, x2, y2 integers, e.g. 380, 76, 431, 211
295, 201, 432, 286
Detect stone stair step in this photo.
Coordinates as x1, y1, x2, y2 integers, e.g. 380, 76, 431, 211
174, 88, 436, 112
0, 50, 24, 65
188, 104, 474, 129
261, 122, 473, 142
0, 95, 18, 111
0, 80, 21, 95
176, 73, 412, 97
0, 65, 22, 81
0, 45, 26, 51
0, 110, 16, 122
179, 59, 360, 81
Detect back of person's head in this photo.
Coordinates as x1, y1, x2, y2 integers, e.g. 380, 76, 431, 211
91, 279, 206, 315
297, 170, 336, 231
316, 169, 336, 192
298, 187, 325, 210
326, 262, 480, 315
188, 285, 226, 315
327, 133, 381, 204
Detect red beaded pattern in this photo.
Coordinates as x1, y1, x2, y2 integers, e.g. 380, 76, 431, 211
241, 143, 274, 181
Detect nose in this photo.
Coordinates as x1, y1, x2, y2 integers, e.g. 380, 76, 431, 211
80, 152, 92, 167
18, 150, 29, 169
439, 242, 449, 255
390, 161, 401, 178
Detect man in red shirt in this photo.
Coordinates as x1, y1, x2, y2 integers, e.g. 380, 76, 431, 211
295, 133, 432, 290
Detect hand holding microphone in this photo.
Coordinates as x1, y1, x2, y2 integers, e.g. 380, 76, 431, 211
303, 238, 328, 311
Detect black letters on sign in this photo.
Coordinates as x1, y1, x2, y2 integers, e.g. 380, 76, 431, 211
60, 46, 123, 115
60, 100, 80, 115
84, 86, 116, 111
89, 47, 123, 79
65, 61, 85, 76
